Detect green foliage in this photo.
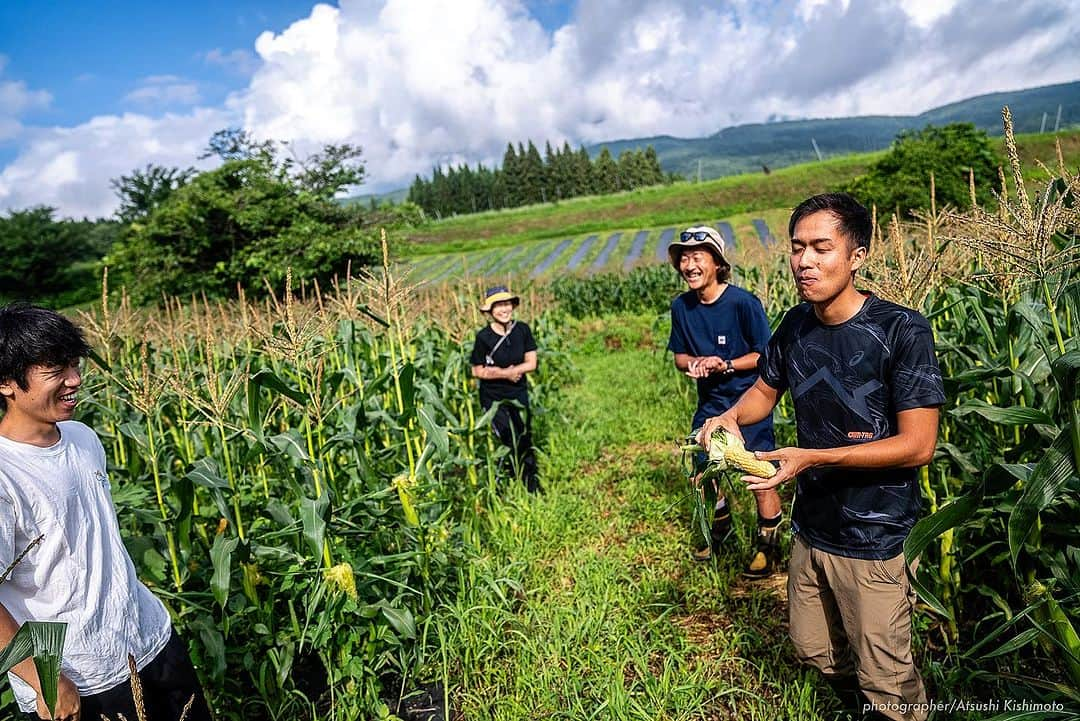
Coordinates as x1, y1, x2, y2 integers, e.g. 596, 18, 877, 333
110, 164, 196, 223
843, 123, 1002, 217
550, 264, 683, 318
0, 207, 110, 305
407, 139, 667, 218
77, 284, 567, 718
106, 155, 417, 303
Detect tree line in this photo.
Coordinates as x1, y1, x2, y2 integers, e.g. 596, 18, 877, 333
407, 141, 670, 218
0, 129, 421, 306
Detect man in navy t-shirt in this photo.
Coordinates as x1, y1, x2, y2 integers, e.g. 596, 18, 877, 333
667, 226, 781, 578
699, 194, 944, 720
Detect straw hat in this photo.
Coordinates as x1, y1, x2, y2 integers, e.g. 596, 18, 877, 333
479, 285, 520, 312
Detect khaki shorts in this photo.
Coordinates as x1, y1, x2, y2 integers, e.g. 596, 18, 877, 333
787, 535, 928, 721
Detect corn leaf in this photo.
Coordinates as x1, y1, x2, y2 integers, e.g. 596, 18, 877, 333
210, 533, 239, 609
1008, 427, 1079, 568
905, 488, 987, 619
249, 368, 310, 407
300, 492, 329, 559
417, 406, 449, 455
187, 457, 230, 489
0, 621, 66, 717
949, 399, 1056, 427
1010, 299, 1055, 362
1051, 350, 1080, 403
380, 604, 416, 640
978, 627, 1041, 658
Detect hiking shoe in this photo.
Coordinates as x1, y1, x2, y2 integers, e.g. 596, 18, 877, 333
692, 508, 732, 562
742, 523, 782, 579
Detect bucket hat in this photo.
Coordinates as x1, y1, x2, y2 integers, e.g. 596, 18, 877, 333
667, 226, 729, 271
479, 285, 520, 312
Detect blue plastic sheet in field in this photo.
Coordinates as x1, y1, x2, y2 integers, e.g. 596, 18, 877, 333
717, 222, 735, 248
591, 232, 621, 272
565, 234, 598, 271
530, 238, 573, 278
485, 243, 527, 275
752, 219, 776, 247
513, 240, 556, 275
623, 230, 650, 270
655, 228, 675, 262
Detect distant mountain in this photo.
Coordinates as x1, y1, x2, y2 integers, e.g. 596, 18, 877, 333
590, 80, 1080, 180
352, 80, 1080, 202
341, 187, 410, 207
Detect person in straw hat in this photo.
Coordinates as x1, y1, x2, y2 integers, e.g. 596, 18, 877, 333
469, 286, 540, 493
667, 226, 781, 577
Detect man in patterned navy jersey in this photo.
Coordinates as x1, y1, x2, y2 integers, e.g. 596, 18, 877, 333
699, 194, 944, 721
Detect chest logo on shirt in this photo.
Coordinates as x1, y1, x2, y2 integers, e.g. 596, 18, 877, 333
716, 335, 726, 346
792, 368, 883, 423
94, 469, 110, 490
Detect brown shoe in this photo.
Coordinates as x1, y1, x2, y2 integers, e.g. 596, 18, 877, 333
742, 524, 781, 579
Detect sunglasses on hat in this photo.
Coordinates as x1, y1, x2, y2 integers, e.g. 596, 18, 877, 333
680, 231, 714, 242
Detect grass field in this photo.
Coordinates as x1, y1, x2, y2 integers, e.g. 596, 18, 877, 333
433, 315, 842, 720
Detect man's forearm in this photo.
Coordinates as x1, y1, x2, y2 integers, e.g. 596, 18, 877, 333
724, 382, 776, 427
800, 432, 935, 471
0, 604, 42, 695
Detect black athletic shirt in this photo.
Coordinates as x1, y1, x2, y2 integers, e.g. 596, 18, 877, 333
469, 321, 537, 406
758, 294, 945, 560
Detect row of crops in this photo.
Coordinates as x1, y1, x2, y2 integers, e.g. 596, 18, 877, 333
61, 260, 569, 720
401, 218, 781, 284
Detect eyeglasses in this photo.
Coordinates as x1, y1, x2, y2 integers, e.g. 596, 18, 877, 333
680, 231, 714, 242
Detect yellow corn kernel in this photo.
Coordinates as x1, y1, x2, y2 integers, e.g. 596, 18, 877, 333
724, 447, 776, 478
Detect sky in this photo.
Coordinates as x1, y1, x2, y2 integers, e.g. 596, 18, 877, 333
1, 0, 1077, 219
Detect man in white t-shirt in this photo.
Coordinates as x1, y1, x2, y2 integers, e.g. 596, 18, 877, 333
0, 304, 212, 721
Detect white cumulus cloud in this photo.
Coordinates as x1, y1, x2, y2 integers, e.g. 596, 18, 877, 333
2, 0, 1079, 217
0, 56, 52, 142
124, 75, 202, 107
0, 108, 230, 218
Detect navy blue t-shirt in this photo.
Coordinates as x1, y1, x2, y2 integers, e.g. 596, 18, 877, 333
758, 294, 945, 560
668, 284, 775, 451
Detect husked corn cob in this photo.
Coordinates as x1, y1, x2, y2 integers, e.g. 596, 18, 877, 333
720, 438, 777, 478
685, 428, 777, 478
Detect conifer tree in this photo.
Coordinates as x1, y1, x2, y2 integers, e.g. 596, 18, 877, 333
575, 145, 594, 195
524, 141, 545, 204
593, 147, 618, 194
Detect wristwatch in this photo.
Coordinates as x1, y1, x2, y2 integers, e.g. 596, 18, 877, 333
724, 359, 735, 374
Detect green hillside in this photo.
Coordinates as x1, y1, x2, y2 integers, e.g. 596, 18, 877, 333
403, 129, 1080, 258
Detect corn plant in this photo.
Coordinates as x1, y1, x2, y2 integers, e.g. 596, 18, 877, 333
70, 242, 567, 720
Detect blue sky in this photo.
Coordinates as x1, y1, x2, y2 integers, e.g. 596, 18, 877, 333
0, 1, 572, 128
1, 0, 1077, 218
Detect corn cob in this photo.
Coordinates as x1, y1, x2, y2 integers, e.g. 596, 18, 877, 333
685, 428, 777, 478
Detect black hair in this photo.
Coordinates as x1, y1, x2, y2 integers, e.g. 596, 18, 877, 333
788, 193, 872, 252
0, 303, 90, 409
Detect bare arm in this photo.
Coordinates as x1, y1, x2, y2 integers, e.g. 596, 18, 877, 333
471, 350, 537, 382
742, 406, 940, 491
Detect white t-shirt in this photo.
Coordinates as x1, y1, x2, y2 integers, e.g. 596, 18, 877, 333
0, 421, 171, 711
